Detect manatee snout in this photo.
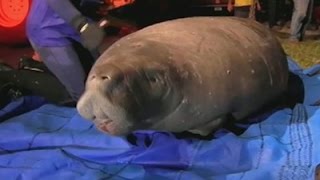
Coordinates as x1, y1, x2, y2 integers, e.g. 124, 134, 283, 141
77, 65, 122, 115
77, 62, 181, 136
77, 64, 137, 135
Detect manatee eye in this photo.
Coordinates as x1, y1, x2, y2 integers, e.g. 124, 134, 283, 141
144, 70, 167, 97
149, 76, 159, 84
146, 72, 163, 85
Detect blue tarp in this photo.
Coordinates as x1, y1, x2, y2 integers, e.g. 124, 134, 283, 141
0, 58, 319, 180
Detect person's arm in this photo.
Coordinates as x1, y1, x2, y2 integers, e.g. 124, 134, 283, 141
227, 0, 234, 12
45, 0, 93, 32
256, 0, 261, 11
45, 0, 106, 51
45, 0, 82, 25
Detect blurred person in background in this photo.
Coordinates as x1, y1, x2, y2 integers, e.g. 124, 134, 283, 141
227, 0, 261, 19
289, 0, 314, 42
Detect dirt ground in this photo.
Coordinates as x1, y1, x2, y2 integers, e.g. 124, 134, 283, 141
274, 27, 320, 68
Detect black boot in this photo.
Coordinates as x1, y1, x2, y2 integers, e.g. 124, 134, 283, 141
0, 82, 24, 110
18, 56, 51, 73
0, 62, 13, 72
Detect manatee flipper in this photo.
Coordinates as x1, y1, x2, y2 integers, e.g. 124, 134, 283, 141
188, 116, 227, 136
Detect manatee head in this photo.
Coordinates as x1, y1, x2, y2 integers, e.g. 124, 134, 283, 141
77, 49, 184, 136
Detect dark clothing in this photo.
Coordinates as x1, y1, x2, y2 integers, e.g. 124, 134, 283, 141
26, 0, 81, 47
268, 0, 286, 27
29, 41, 87, 100
0, 70, 72, 106
234, 6, 251, 18
26, 0, 100, 101
26, 0, 102, 47
0, 41, 95, 106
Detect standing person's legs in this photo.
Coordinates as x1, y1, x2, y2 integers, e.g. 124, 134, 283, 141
268, 0, 277, 28
31, 43, 87, 101
290, 0, 310, 41
277, 0, 286, 24
234, 6, 250, 18
301, 0, 314, 40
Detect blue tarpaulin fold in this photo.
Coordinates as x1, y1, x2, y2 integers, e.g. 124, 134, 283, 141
0, 58, 320, 180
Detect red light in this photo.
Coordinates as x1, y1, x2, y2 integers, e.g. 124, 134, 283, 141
0, 0, 30, 27
105, 0, 135, 8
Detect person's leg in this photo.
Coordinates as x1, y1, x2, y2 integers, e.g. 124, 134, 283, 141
277, 0, 286, 25
289, 0, 310, 41
234, 7, 250, 18
69, 39, 97, 75
32, 44, 87, 101
19, 56, 51, 73
301, 0, 314, 40
268, 0, 277, 28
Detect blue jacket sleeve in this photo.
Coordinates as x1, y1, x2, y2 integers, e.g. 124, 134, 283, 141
45, 0, 82, 25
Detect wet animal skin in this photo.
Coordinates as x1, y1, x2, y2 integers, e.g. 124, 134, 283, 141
77, 17, 289, 136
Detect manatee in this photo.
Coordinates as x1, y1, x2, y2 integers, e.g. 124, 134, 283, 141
76, 17, 289, 136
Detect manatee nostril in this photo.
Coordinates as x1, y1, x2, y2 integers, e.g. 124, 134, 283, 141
90, 75, 96, 81
90, 74, 111, 81
101, 75, 110, 80
94, 65, 127, 94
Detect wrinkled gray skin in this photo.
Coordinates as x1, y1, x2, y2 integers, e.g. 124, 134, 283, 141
77, 17, 288, 136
